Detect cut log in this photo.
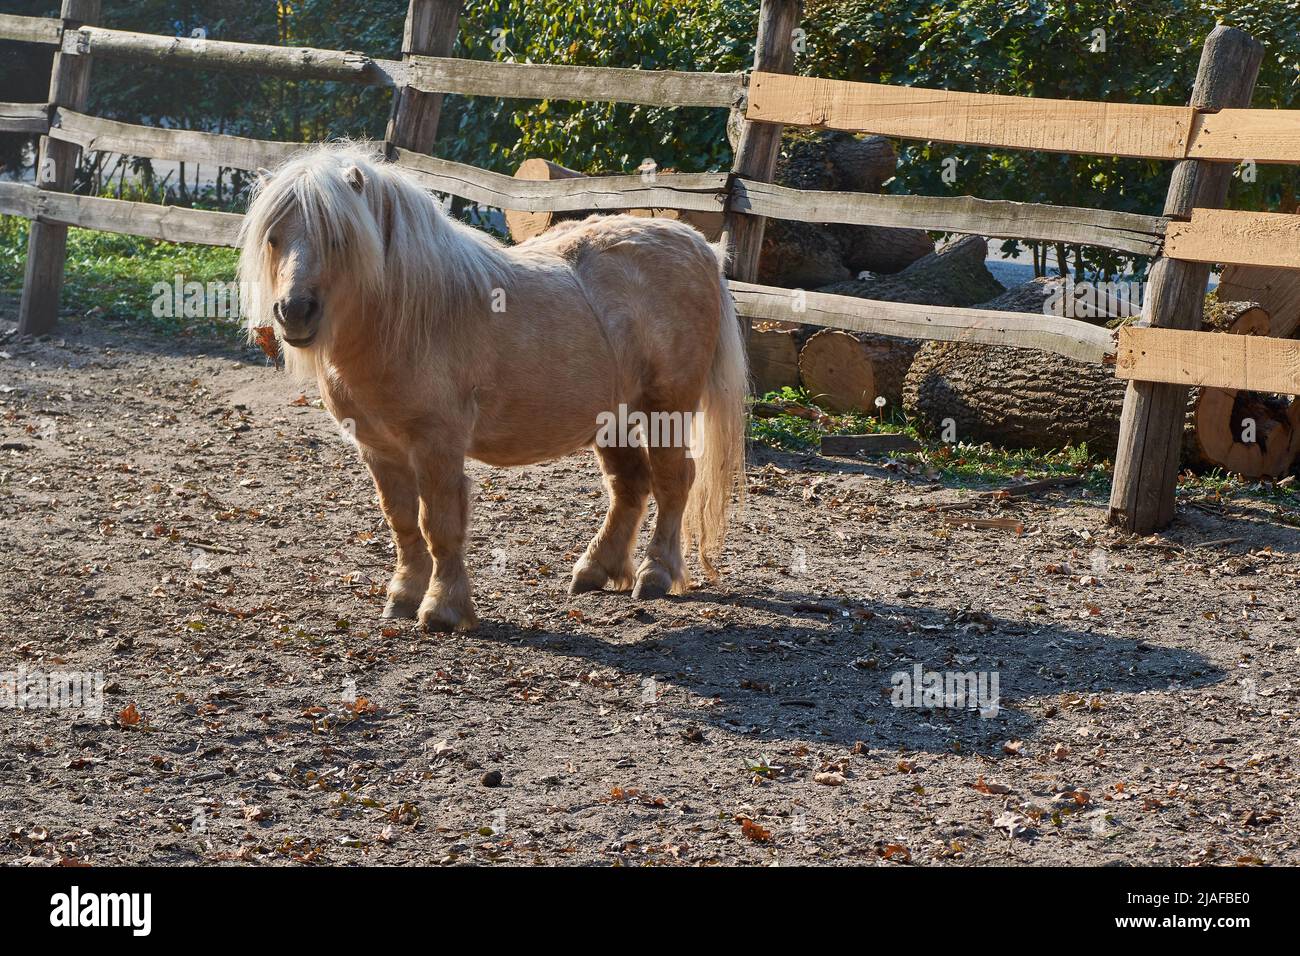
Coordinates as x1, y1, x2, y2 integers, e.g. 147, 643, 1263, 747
503, 157, 724, 243
502, 158, 585, 241
758, 220, 853, 287
1191, 387, 1296, 478
819, 235, 1005, 307
832, 222, 936, 275
1188, 299, 1297, 479
775, 130, 898, 193
748, 325, 801, 396
902, 276, 1128, 455
1216, 264, 1300, 337
799, 328, 920, 413
756, 129, 933, 285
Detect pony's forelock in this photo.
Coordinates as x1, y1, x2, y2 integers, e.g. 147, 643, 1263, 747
237, 141, 509, 377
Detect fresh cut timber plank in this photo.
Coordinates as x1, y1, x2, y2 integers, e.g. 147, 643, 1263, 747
1186, 109, 1300, 165
1165, 208, 1300, 270
1116, 325, 1300, 395
745, 72, 1195, 160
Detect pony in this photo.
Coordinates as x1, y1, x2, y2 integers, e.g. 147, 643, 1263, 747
237, 142, 746, 632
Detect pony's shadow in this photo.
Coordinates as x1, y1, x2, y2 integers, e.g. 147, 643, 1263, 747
475, 589, 1222, 751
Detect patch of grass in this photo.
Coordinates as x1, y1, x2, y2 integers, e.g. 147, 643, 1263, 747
749, 386, 1104, 488
749, 388, 1300, 506
0, 214, 242, 342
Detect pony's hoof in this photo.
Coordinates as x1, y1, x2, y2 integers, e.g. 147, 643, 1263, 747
632, 567, 673, 601
418, 598, 478, 633
381, 597, 420, 619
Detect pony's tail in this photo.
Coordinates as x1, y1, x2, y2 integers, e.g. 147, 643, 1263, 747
685, 248, 748, 583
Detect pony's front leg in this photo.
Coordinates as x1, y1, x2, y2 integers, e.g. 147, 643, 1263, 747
413, 448, 478, 632
360, 448, 431, 619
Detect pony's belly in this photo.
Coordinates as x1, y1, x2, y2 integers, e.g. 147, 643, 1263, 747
466, 393, 606, 467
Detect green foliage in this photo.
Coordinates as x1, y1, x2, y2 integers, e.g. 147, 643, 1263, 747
799, 0, 1300, 277
441, 0, 755, 174
0, 215, 240, 340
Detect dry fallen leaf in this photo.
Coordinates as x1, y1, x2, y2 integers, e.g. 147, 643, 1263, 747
117, 703, 142, 727
881, 843, 912, 862
252, 325, 280, 364
814, 771, 846, 787
972, 776, 1012, 795
740, 818, 771, 843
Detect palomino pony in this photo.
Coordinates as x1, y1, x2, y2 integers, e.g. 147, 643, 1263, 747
238, 143, 746, 632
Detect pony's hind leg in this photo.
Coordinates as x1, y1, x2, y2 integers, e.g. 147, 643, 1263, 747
570, 444, 651, 594
634, 442, 695, 600
413, 447, 478, 632
362, 448, 432, 619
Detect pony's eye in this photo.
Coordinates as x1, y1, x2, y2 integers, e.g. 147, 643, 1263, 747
267, 236, 279, 250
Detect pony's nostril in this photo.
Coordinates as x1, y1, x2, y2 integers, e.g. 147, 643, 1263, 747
278, 295, 320, 328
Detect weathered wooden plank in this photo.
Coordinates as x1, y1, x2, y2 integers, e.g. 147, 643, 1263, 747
746, 72, 1196, 160
0, 13, 62, 45
733, 178, 1168, 256
49, 108, 306, 171
393, 147, 728, 212
0, 103, 49, 134
1165, 207, 1300, 269
729, 280, 1115, 364
1116, 325, 1300, 395
408, 54, 743, 108
1109, 26, 1264, 534
63, 25, 400, 85
820, 433, 919, 456
0, 181, 243, 246
1187, 108, 1300, 164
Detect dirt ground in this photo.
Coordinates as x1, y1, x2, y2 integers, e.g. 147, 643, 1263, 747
2, 306, 1298, 867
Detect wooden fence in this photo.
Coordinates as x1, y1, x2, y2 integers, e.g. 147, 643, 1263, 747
1, 0, 1297, 533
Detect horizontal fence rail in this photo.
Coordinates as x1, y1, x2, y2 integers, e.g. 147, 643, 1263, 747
0, 103, 50, 134
407, 55, 744, 108
49, 23, 745, 109
1186, 108, 1300, 164
1117, 325, 1300, 395
0, 182, 242, 246
63, 25, 399, 85
746, 72, 1196, 160
0, 13, 61, 45
49, 109, 308, 171
747, 72, 1300, 165
1165, 208, 1300, 270
393, 148, 728, 213
732, 179, 1170, 256
730, 281, 1116, 364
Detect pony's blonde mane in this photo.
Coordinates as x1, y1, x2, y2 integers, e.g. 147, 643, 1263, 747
238, 141, 510, 376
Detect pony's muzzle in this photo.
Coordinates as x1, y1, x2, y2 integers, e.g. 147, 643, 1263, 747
274, 294, 321, 346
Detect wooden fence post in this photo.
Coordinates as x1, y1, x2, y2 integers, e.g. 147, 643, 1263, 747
723, 0, 802, 292
17, 0, 99, 337
1107, 25, 1264, 534
384, 0, 462, 156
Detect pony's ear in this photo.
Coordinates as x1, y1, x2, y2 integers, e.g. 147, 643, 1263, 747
344, 165, 366, 194
255, 167, 272, 188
